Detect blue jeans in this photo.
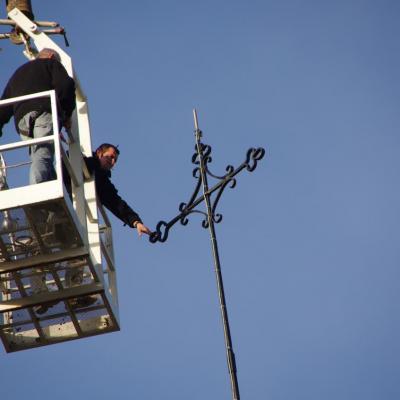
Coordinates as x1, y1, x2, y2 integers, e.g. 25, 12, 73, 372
18, 111, 56, 184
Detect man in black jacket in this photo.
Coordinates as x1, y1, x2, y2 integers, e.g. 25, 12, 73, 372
0, 48, 75, 184
59, 143, 151, 313
84, 143, 151, 236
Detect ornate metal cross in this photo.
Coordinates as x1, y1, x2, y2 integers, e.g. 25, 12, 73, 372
149, 110, 265, 400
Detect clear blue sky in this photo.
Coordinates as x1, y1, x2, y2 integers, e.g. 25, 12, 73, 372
1, 1, 400, 399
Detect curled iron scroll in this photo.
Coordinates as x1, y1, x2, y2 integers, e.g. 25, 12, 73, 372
149, 220, 169, 243
245, 148, 265, 172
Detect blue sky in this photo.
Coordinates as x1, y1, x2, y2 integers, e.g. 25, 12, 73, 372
1, 1, 400, 399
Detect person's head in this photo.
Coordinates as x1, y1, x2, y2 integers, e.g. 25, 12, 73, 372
95, 143, 120, 171
37, 48, 61, 62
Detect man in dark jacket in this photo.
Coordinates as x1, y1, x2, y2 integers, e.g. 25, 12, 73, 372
0, 48, 76, 184
59, 142, 151, 313
85, 143, 151, 236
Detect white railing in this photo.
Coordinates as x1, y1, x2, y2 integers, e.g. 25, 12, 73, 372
0, 90, 63, 202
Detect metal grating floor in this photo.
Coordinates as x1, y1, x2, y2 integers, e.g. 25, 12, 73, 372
0, 198, 120, 352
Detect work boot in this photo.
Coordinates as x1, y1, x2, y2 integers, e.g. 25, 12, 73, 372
33, 304, 49, 315
69, 295, 98, 310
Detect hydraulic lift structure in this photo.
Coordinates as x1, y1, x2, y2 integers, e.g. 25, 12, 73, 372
0, 6, 120, 352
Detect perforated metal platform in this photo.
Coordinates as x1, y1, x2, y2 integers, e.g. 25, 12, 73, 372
0, 196, 120, 352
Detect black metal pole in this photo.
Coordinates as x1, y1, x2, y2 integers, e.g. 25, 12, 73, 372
193, 110, 240, 400
149, 110, 264, 398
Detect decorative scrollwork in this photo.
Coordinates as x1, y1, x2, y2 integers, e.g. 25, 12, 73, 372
192, 167, 201, 179
245, 147, 265, 172
179, 174, 202, 218
149, 142, 265, 243
209, 177, 237, 227
179, 208, 208, 226
149, 220, 169, 243
205, 164, 235, 180
191, 143, 212, 166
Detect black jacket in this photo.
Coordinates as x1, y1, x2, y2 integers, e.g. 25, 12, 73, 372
0, 58, 76, 132
84, 155, 142, 228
